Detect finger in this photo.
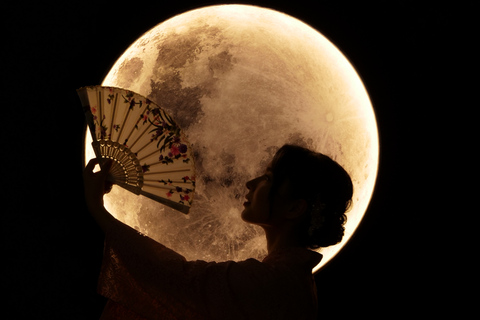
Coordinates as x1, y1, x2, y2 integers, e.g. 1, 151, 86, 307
104, 181, 113, 194
85, 158, 99, 173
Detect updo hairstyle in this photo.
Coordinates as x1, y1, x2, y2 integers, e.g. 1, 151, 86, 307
270, 144, 354, 249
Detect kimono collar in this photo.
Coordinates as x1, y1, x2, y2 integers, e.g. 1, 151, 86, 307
262, 247, 323, 270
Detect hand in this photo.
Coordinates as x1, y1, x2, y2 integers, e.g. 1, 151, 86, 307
83, 158, 114, 215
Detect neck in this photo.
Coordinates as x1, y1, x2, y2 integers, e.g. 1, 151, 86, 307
263, 224, 304, 255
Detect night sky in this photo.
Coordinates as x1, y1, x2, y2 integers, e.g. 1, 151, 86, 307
4, 1, 466, 318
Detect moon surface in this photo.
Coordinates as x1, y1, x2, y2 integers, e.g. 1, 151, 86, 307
85, 4, 378, 272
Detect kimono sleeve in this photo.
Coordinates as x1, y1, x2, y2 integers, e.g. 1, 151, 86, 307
97, 220, 245, 320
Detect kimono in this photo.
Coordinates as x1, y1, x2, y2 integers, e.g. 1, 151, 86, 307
98, 221, 322, 320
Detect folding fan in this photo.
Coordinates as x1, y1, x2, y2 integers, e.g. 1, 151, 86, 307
77, 85, 195, 214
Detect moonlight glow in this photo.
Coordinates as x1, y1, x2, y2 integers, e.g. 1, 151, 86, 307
84, 5, 378, 273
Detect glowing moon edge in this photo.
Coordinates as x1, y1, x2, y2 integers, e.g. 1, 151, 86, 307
82, 4, 379, 274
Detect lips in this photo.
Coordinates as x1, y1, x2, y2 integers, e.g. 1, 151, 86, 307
243, 194, 251, 206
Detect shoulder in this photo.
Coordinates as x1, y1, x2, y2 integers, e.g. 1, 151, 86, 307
224, 254, 320, 319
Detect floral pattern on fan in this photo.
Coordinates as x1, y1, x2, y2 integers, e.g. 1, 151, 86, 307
148, 108, 191, 164
78, 85, 195, 214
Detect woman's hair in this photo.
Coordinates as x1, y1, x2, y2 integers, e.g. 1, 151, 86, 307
270, 144, 353, 249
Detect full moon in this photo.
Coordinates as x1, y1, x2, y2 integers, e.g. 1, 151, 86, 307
85, 4, 378, 273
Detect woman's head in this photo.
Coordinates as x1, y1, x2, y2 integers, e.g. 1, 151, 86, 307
243, 144, 353, 249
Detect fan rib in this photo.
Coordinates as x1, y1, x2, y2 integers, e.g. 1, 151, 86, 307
143, 182, 183, 190
117, 104, 132, 142
129, 122, 153, 152
136, 145, 161, 163
139, 191, 190, 214
110, 166, 124, 177
123, 106, 150, 149
97, 91, 103, 137
143, 167, 191, 174
143, 179, 194, 186
108, 93, 119, 141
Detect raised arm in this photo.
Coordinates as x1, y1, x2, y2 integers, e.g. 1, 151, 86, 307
83, 158, 220, 318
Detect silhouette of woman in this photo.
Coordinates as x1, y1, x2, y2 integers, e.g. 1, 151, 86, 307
84, 144, 353, 320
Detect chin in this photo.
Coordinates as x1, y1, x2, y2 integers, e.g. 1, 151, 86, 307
240, 209, 256, 225
240, 210, 250, 223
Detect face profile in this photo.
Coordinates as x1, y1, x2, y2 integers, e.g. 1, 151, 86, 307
242, 162, 309, 230
241, 144, 354, 251
241, 164, 274, 226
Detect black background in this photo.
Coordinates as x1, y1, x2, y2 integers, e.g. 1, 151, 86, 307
3, 1, 467, 318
